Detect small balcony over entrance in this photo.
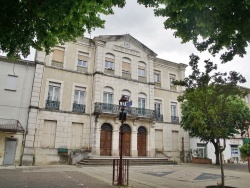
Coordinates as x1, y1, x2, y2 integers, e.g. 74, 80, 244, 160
46, 100, 60, 110
94, 103, 155, 120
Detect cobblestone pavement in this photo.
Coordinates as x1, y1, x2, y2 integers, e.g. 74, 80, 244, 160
0, 163, 249, 188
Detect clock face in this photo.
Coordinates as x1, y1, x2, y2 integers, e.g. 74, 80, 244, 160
124, 42, 130, 48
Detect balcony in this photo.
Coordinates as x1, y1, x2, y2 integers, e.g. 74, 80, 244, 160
171, 116, 179, 124
154, 113, 163, 122
72, 103, 86, 113
46, 100, 60, 110
94, 103, 155, 120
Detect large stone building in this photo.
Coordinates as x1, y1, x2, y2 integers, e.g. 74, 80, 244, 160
22, 34, 189, 165
0, 56, 35, 165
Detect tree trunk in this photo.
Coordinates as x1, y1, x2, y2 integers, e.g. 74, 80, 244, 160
211, 139, 220, 165
219, 141, 225, 188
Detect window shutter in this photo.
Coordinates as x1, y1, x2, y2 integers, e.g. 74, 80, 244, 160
105, 57, 114, 62
52, 49, 64, 62
78, 54, 89, 61
122, 62, 130, 72
5, 75, 17, 90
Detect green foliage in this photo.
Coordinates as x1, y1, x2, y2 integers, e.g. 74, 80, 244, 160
138, 0, 250, 63
0, 0, 125, 58
239, 144, 250, 158
174, 54, 250, 142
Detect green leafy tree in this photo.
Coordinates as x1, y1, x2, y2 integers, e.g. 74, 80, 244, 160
173, 54, 250, 187
139, 0, 250, 63
0, 0, 125, 58
239, 144, 250, 159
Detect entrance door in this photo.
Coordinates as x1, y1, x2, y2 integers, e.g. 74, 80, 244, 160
120, 124, 131, 156
3, 138, 17, 165
100, 123, 112, 156
137, 126, 147, 156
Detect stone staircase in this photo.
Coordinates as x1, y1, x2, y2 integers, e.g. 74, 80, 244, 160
78, 157, 177, 166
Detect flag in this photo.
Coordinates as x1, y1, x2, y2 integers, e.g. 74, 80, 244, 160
126, 100, 132, 107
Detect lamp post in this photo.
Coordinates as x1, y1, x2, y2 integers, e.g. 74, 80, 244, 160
117, 95, 128, 186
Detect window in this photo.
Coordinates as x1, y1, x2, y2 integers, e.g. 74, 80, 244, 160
170, 74, 176, 86
171, 102, 177, 117
138, 62, 146, 77
172, 131, 179, 151
154, 101, 161, 115
171, 102, 179, 123
74, 87, 85, 104
48, 82, 60, 101
138, 93, 146, 115
78, 52, 89, 67
138, 68, 145, 77
197, 143, 207, 158
105, 53, 115, 70
154, 71, 161, 83
5, 75, 18, 91
52, 48, 64, 63
231, 145, 239, 161
122, 57, 131, 73
46, 82, 60, 110
103, 87, 113, 104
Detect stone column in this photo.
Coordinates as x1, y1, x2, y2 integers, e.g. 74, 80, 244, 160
148, 125, 155, 157
112, 128, 120, 156
131, 125, 138, 157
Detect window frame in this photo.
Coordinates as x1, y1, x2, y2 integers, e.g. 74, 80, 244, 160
154, 72, 161, 83
170, 102, 178, 117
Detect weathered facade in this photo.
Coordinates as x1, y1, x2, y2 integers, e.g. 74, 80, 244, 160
0, 57, 35, 165
22, 34, 189, 165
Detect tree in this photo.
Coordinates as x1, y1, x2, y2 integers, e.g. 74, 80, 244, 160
0, 0, 125, 58
173, 54, 250, 187
138, 0, 250, 63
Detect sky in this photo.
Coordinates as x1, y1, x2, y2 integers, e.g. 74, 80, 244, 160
87, 1, 250, 88
8, 1, 250, 88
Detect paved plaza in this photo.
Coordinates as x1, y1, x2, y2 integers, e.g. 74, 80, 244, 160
0, 163, 249, 187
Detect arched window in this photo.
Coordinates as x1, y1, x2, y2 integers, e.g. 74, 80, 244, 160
103, 87, 114, 104
121, 89, 131, 100
122, 57, 131, 74
138, 61, 146, 77
105, 53, 115, 70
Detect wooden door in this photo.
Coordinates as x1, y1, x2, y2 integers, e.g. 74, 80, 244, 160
100, 124, 112, 156
119, 124, 131, 156
137, 126, 147, 156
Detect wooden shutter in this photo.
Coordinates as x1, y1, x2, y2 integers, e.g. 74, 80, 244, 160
52, 49, 64, 62
78, 54, 89, 61
122, 62, 130, 72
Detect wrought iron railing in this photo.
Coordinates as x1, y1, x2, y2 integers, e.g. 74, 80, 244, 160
46, 100, 60, 110
72, 103, 86, 113
171, 116, 179, 124
94, 103, 155, 119
154, 113, 163, 122
0, 118, 24, 132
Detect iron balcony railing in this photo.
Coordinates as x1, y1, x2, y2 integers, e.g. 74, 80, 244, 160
72, 103, 86, 113
171, 116, 179, 124
154, 112, 163, 122
46, 100, 60, 110
94, 102, 155, 119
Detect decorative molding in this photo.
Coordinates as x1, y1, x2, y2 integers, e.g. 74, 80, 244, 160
113, 45, 140, 57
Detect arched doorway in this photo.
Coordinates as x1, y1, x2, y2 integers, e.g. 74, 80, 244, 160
137, 126, 147, 156
120, 124, 131, 156
100, 123, 112, 156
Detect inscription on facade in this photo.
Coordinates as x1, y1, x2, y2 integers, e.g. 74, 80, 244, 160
113, 45, 140, 57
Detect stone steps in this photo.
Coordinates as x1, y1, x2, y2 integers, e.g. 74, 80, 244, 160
78, 158, 177, 166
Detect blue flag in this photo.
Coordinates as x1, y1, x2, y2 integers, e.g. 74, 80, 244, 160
126, 100, 132, 107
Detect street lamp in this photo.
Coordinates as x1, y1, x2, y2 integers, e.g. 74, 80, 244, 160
117, 95, 128, 186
